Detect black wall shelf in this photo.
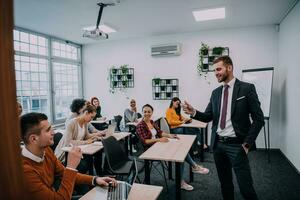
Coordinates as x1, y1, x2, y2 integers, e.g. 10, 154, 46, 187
110, 68, 134, 88
152, 78, 179, 100
201, 47, 229, 72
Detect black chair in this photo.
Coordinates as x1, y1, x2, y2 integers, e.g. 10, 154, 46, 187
102, 136, 143, 181
50, 132, 63, 152
114, 115, 123, 132
137, 112, 142, 119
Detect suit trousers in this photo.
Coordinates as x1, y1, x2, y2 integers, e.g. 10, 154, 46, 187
213, 142, 258, 200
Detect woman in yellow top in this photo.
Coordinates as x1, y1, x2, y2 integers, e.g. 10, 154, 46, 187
166, 97, 192, 134
166, 97, 209, 151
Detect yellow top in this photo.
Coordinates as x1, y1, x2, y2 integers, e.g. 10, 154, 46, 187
165, 108, 186, 129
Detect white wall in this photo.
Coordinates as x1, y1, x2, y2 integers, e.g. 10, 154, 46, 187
278, 2, 300, 171
83, 25, 279, 148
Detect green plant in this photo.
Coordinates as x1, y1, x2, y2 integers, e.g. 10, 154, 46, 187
197, 42, 210, 76
153, 78, 161, 85
120, 64, 129, 74
212, 47, 224, 55
122, 80, 128, 87
200, 42, 209, 55
111, 66, 117, 74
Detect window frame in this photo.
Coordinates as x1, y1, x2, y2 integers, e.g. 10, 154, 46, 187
14, 27, 83, 124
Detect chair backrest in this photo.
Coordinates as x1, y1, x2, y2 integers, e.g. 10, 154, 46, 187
160, 117, 171, 134
114, 115, 122, 131
137, 113, 142, 119
51, 132, 63, 151
102, 136, 129, 171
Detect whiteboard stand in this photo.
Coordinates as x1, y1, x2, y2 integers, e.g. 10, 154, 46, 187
242, 67, 274, 163
264, 117, 270, 163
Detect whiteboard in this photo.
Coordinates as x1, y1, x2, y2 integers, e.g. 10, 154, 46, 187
241, 67, 274, 118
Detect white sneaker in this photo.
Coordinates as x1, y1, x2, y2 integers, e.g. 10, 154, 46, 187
192, 164, 209, 174
181, 182, 194, 191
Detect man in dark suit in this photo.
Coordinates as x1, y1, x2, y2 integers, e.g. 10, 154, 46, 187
183, 56, 264, 200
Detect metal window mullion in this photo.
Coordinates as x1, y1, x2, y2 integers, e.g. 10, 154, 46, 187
49, 38, 56, 124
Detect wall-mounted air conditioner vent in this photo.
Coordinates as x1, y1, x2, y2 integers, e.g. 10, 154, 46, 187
151, 43, 181, 57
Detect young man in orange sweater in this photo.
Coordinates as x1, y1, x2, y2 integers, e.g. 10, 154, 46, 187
20, 112, 116, 200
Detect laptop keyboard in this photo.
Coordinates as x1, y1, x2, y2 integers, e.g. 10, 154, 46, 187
107, 181, 131, 200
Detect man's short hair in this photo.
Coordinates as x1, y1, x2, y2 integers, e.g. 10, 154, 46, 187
20, 112, 48, 144
213, 55, 233, 67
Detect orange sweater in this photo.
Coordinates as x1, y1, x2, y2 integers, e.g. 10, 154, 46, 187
22, 147, 93, 200
166, 108, 186, 129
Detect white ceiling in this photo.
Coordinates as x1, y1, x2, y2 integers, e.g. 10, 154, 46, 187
14, 0, 296, 44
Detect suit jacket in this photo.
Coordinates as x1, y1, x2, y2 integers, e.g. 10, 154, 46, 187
192, 79, 265, 149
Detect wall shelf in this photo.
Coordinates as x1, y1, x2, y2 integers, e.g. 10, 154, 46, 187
152, 78, 179, 100
201, 47, 229, 72
110, 68, 134, 88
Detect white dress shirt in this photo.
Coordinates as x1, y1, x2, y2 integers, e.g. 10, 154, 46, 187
217, 77, 236, 137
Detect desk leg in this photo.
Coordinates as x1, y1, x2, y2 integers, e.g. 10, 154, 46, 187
200, 128, 204, 162
175, 163, 181, 200
144, 160, 150, 184
168, 161, 173, 180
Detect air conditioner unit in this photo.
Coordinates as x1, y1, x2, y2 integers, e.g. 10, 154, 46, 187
151, 43, 181, 57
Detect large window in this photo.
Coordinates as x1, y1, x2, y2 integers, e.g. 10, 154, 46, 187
14, 28, 82, 123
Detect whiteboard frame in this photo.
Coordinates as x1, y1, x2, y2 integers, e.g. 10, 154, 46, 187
242, 67, 274, 119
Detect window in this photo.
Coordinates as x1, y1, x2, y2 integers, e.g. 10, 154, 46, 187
14, 28, 82, 123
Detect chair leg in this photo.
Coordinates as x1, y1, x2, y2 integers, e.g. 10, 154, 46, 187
160, 161, 169, 192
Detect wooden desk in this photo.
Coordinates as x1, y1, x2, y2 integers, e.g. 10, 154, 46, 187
62, 132, 131, 155
139, 134, 196, 200
179, 119, 207, 162
79, 183, 163, 200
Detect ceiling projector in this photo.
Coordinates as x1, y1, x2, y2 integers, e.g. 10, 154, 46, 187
83, 28, 108, 40
82, 2, 114, 40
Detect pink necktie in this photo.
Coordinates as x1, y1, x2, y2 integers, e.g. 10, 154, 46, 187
220, 85, 229, 129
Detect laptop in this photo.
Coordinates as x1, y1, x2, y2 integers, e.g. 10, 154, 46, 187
107, 158, 138, 200
104, 124, 116, 138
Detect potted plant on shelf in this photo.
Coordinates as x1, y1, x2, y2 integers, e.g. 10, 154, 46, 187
212, 47, 224, 55
120, 64, 129, 74
122, 80, 128, 87
111, 66, 117, 74
153, 78, 161, 85
197, 42, 210, 76
200, 42, 209, 55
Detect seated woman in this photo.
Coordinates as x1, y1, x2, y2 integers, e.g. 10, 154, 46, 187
55, 104, 103, 175
136, 104, 209, 191
166, 97, 208, 151
124, 99, 140, 124
90, 96, 103, 120
67, 98, 106, 135
90, 96, 108, 130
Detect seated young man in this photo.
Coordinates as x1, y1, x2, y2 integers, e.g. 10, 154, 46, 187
20, 112, 116, 200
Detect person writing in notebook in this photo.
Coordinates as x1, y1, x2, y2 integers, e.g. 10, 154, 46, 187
136, 104, 209, 191
183, 56, 264, 200
21, 112, 116, 200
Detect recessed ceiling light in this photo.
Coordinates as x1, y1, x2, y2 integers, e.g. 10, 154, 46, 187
83, 24, 117, 33
193, 7, 225, 22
